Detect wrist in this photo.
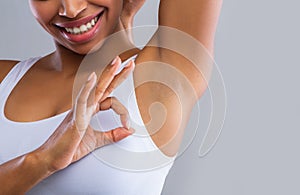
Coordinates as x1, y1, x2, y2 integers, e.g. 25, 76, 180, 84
27, 150, 54, 177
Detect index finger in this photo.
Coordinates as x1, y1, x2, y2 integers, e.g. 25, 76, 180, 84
94, 56, 122, 103
99, 97, 130, 129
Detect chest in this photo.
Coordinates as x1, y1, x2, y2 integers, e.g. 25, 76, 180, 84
4, 72, 74, 122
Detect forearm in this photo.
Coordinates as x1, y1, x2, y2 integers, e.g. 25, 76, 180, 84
0, 151, 51, 194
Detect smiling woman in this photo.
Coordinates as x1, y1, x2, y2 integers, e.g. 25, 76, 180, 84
29, 0, 123, 54
0, 0, 222, 194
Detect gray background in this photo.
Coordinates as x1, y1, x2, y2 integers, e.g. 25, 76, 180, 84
1, 0, 300, 194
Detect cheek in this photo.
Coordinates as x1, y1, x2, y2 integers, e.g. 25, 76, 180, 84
28, 1, 58, 30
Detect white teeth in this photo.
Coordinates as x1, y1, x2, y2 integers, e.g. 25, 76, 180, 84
86, 22, 92, 29
91, 19, 95, 26
69, 28, 74, 33
64, 15, 99, 35
73, 27, 80, 34
80, 24, 88, 32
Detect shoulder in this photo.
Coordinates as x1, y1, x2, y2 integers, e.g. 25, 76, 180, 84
0, 60, 20, 84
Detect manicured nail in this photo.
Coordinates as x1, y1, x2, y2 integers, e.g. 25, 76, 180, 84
128, 128, 135, 134
87, 72, 96, 81
111, 56, 119, 65
125, 60, 135, 68
125, 120, 131, 130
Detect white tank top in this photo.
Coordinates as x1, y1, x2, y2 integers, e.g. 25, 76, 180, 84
0, 56, 175, 195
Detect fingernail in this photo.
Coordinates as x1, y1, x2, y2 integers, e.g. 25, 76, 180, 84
125, 120, 131, 130
111, 56, 119, 65
125, 60, 135, 68
87, 72, 96, 81
128, 128, 135, 134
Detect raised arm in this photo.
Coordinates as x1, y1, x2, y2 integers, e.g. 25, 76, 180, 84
134, 0, 222, 156
159, 0, 222, 54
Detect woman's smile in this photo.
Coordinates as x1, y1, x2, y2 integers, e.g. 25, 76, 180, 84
29, 0, 123, 54
54, 8, 106, 43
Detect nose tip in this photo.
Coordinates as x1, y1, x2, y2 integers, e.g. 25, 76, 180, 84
58, 0, 87, 18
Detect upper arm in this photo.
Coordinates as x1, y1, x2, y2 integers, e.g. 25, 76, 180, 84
134, 0, 222, 156
139, 0, 221, 97
158, 0, 223, 53
0, 60, 20, 84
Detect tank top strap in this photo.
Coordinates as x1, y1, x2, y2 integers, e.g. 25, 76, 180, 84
0, 57, 41, 119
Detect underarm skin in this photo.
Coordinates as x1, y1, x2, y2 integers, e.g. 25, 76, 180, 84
134, 0, 222, 156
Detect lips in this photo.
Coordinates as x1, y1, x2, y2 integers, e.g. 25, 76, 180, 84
54, 8, 105, 43
64, 16, 98, 35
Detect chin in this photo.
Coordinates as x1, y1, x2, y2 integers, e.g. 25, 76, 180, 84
55, 33, 108, 55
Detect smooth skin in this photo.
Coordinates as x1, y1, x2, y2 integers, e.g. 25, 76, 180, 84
0, 0, 222, 194
0, 1, 142, 194
135, 0, 222, 155
0, 57, 135, 195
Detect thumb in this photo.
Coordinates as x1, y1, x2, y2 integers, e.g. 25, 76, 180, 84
95, 128, 135, 147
